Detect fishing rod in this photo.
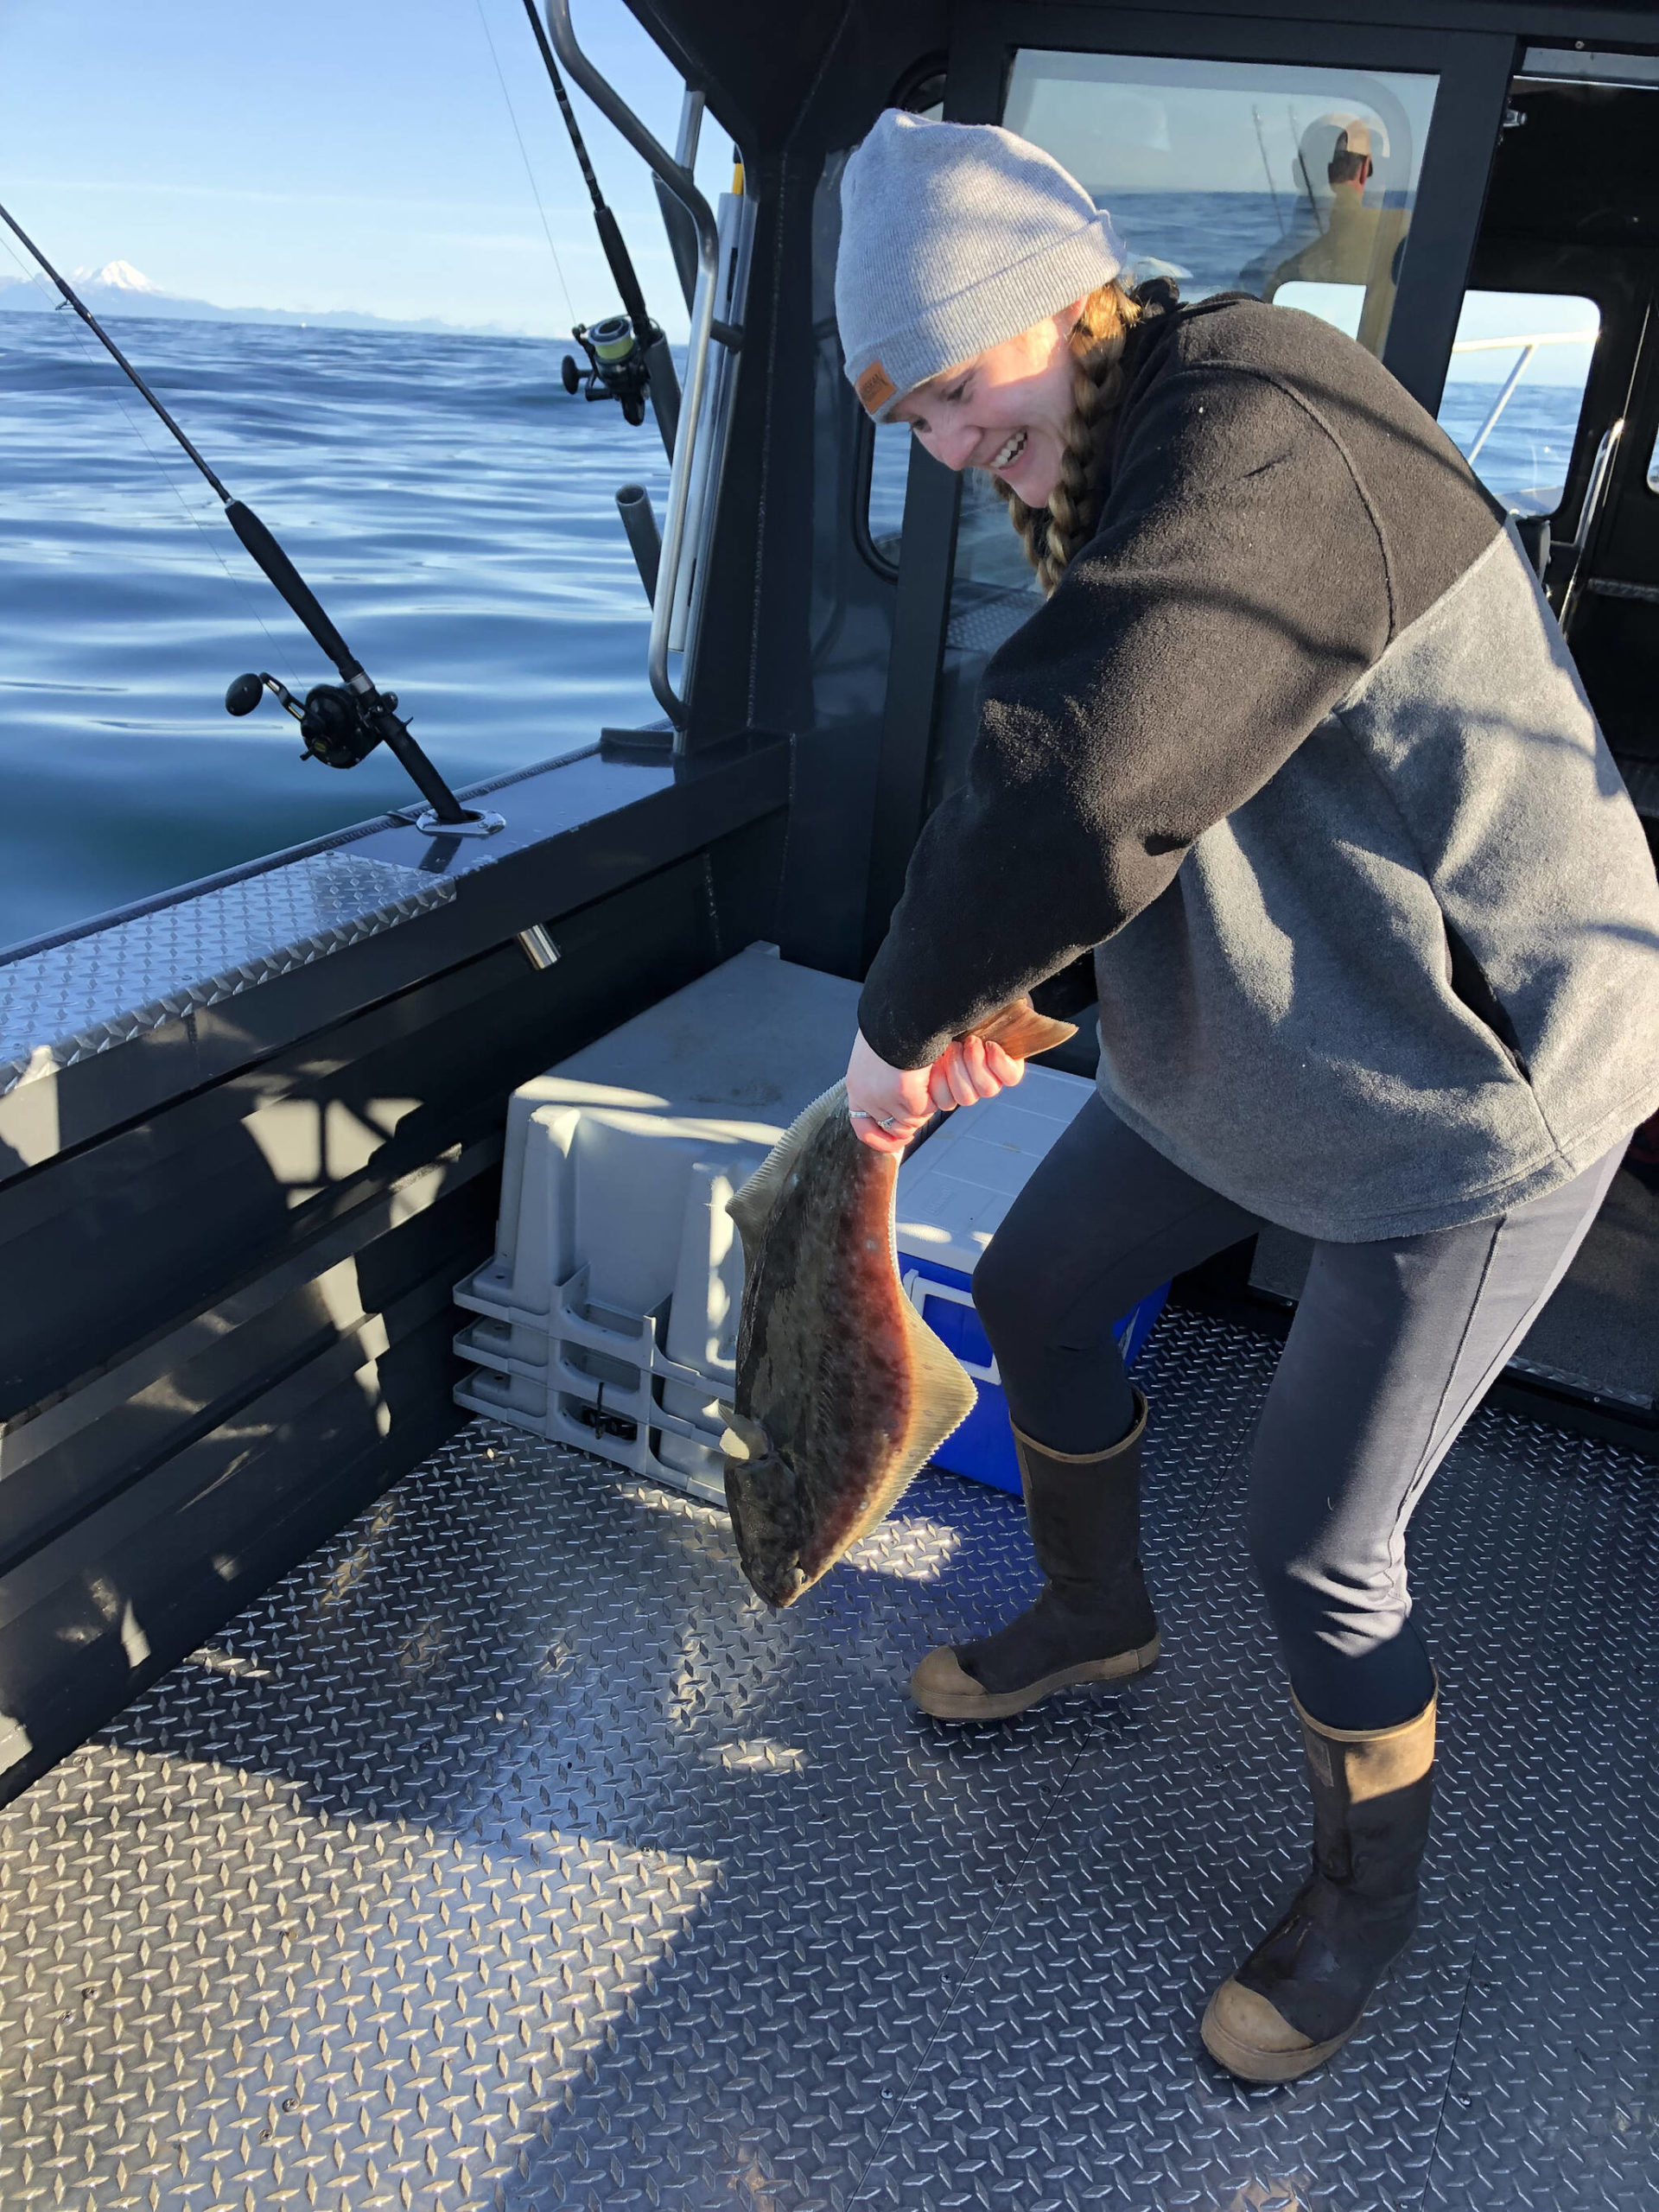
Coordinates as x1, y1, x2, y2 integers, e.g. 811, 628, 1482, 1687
0, 200, 485, 832
517, 0, 681, 454
1251, 106, 1286, 238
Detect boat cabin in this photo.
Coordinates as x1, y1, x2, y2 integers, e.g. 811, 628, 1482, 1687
1, 0, 1657, 2202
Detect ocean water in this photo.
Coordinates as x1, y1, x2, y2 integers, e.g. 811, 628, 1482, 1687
0, 315, 669, 953
0, 287, 1589, 956
1433, 380, 1586, 515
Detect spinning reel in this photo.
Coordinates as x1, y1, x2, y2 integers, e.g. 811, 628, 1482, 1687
560, 314, 656, 426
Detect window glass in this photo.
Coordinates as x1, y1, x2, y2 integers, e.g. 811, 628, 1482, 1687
1435, 291, 1599, 514
933, 50, 1438, 620
1005, 53, 1438, 348
1648, 423, 1659, 495
866, 419, 912, 562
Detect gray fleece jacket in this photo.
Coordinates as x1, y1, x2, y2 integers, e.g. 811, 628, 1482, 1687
858, 293, 1659, 1241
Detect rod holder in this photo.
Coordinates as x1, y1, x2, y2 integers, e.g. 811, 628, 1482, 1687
615, 484, 662, 604
642, 330, 681, 459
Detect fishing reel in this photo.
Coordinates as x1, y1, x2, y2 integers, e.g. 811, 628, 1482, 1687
226, 671, 391, 769
560, 314, 653, 426
224, 668, 504, 835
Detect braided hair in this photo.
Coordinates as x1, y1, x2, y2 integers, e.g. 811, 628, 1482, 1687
997, 280, 1146, 596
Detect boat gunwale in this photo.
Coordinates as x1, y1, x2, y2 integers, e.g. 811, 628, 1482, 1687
0, 733, 792, 1181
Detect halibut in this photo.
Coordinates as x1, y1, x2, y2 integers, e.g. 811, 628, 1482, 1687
720, 1001, 1077, 1606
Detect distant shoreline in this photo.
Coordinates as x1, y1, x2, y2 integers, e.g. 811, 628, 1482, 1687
0, 294, 536, 342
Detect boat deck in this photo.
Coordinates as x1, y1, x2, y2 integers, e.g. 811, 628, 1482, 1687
3, 1306, 1656, 2211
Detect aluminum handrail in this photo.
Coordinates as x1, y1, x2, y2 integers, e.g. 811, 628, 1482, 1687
1446, 326, 1599, 470
1465, 345, 1535, 464
1450, 329, 1599, 352
545, 0, 721, 734
1559, 416, 1624, 632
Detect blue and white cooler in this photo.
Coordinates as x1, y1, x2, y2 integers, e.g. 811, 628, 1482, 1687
895, 1067, 1168, 1496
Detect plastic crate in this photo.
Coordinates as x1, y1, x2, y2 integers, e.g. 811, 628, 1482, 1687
454, 944, 861, 1503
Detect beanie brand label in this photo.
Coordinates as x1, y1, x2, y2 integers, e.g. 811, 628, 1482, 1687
855, 360, 897, 412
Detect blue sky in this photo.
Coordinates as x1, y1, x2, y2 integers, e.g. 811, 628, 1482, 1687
0, 0, 729, 337
0, 3, 1602, 384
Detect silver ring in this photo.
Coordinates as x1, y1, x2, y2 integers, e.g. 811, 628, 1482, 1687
850, 1110, 899, 1129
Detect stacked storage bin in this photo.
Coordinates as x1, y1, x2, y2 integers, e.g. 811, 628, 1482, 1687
454, 944, 860, 1503
894, 1066, 1167, 1495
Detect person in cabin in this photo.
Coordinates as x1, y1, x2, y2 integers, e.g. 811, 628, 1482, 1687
1261, 113, 1385, 297
834, 109, 1659, 2084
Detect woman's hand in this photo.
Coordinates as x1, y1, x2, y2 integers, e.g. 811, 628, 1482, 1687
846, 1028, 1025, 1154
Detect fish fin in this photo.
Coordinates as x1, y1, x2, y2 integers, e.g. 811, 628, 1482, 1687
725, 1080, 849, 1263
967, 999, 1077, 1059
896, 1292, 978, 1471
829, 1295, 979, 1562
719, 1410, 772, 1464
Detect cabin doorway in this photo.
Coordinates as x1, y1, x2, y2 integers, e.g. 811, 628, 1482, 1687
864, 17, 1659, 1431
1465, 51, 1659, 808
1249, 45, 1659, 1422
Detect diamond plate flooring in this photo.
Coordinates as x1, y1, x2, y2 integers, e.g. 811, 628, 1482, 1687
0, 1307, 1656, 2210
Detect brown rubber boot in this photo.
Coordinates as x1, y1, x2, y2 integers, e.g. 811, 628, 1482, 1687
910, 1390, 1160, 1721
1201, 1685, 1437, 2082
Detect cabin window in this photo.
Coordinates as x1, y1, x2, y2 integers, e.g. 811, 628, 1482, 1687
863, 51, 1441, 601
935, 48, 1440, 611
1434, 291, 1601, 516
866, 419, 911, 566
1003, 51, 1438, 354
912, 47, 1445, 812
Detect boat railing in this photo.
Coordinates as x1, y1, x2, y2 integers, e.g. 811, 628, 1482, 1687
1448, 324, 1599, 464
1559, 416, 1626, 631
1446, 320, 1617, 628
545, 0, 735, 739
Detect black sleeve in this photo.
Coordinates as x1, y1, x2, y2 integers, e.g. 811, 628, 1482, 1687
856, 360, 1393, 1069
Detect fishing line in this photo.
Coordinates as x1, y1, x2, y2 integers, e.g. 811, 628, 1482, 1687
72, 365, 299, 690
474, 0, 578, 324
0, 226, 300, 685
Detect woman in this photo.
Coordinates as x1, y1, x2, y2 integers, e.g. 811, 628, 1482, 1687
834, 108, 1659, 2083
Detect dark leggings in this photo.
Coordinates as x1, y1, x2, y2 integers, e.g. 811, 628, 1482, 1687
972, 1096, 1623, 1730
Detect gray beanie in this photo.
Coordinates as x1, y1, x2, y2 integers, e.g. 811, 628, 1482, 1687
835, 109, 1124, 419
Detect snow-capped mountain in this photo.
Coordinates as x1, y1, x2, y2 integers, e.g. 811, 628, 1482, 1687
0, 260, 480, 334
71, 260, 164, 297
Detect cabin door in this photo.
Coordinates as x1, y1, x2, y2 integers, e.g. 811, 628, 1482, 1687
864, 7, 1515, 945
1459, 51, 1659, 817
